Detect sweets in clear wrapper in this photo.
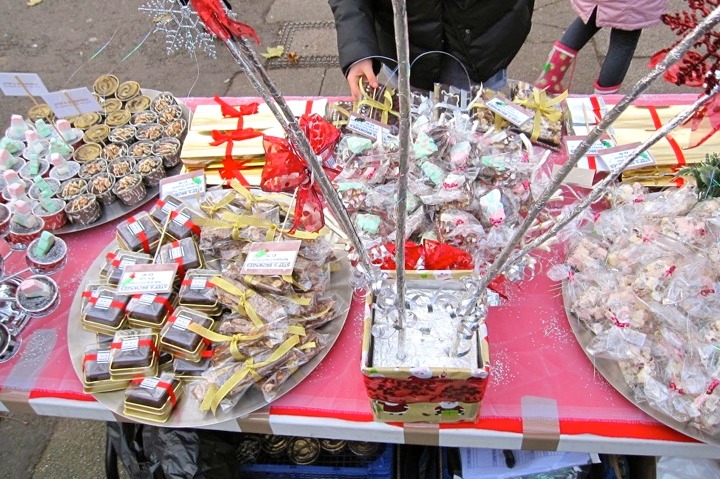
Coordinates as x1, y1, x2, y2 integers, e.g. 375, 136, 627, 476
123, 372, 181, 423
126, 292, 177, 329
159, 307, 213, 361
157, 237, 203, 279
116, 212, 161, 254
109, 329, 159, 380
82, 345, 129, 393
82, 287, 130, 334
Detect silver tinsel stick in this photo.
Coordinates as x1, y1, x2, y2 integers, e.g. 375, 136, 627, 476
508, 83, 719, 267
390, 0, 411, 359
475, 5, 720, 294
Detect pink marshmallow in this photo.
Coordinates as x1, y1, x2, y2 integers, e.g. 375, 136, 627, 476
7, 182, 26, 198
10, 115, 25, 129
3, 170, 21, 185
0, 149, 10, 163
24, 130, 39, 144
19, 278, 52, 298
49, 153, 64, 167
13, 200, 31, 214
55, 119, 71, 133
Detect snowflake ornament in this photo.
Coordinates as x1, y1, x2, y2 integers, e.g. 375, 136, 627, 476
139, 0, 217, 58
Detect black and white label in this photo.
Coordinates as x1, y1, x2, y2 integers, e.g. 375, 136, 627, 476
94, 296, 113, 310
172, 315, 192, 331
190, 277, 207, 290
139, 377, 160, 390
121, 337, 139, 351
96, 350, 111, 364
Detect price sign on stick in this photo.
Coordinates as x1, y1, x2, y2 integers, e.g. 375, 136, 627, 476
159, 171, 206, 200
0, 73, 49, 96
41, 87, 101, 118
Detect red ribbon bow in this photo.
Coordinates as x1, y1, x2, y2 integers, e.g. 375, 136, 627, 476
209, 128, 262, 186
213, 96, 259, 129
260, 114, 341, 233
190, 0, 260, 44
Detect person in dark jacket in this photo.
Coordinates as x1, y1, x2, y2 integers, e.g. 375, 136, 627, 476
329, 0, 535, 99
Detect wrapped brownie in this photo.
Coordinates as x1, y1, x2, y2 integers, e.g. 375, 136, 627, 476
82, 287, 130, 334
166, 206, 201, 240
112, 173, 146, 206
82, 345, 129, 393
160, 307, 214, 360
178, 269, 219, 310
149, 195, 183, 225
507, 81, 564, 147
101, 250, 153, 285
109, 328, 159, 380
116, 212, 161, 254
126, 292, 176, 329
157, 237, 203, 278
123, 372, 181, 423
172, 356, 211, 378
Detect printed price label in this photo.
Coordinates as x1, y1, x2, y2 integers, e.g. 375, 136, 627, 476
138, 294, 156, 305
128, 221, 144, 235
96, 350, 111, 364
118, 258, 137, 269
169, 246, 184, 260
172, 212, 189, 225
159, 171, 206, 200
41, 87, 101, 118
121, 337, 139, 351
241, 240, 301, 276
0, 72, 49, 96
485, 97, 532, 126
117, 264, 178, 295
597, 142, 655, 171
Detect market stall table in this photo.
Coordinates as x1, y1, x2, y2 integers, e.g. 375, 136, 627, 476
0, 95, 718, 459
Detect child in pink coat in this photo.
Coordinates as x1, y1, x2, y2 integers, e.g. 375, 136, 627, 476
535, 0, 666, 94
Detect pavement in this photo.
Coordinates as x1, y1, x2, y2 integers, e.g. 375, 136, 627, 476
0, 0, 700, 477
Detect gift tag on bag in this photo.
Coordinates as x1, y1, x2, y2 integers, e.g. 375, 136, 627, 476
597, 142, 656, 171
241, 240, 301, 276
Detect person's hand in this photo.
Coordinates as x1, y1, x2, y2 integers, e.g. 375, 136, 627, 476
347, 59, 378, 100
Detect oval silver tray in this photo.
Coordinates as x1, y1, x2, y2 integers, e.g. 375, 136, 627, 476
54, 89, 189, 235
563, 281, 720, 446
67, 240, 353, 427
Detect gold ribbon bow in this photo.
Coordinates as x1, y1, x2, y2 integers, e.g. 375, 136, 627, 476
355, 78, 399, 124
514, 89, 568, 141
211, 276, 265, 327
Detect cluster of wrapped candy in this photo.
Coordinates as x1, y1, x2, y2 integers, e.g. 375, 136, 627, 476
561, 184, 720, 436
79, 183, 346, 421
333, 82, 549, 270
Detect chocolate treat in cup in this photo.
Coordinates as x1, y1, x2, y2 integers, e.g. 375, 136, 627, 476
59, 178, 87, 201
156, 105, 182, 126
152, 137, 182, 168
128, 140, 154, 159
88, 173, 117, 205
108, 125, 137, 145
163, 119, 187, 141
288, 437, 321, 465
27, 104, 55, 123
116, 80, 141, 102
131, 110, 158, 127
125, 95, 152, 113
16, 275, 59, 317
19, 159, 50, 181
93, 74, 119, 97
108, 157, 136, 178
105, 109, 132, 128
101, 143, 127, 161
135, 156, 165, 187
135, 123, 164, 142
83, 124, 110, 145
65, 193, 101, 225
26, 232, 68, 274
73, 142, 102, 163
33, 198, 67, 230
78, 158, 107, 180
72, 112, 102, 131
99, 97, 123, 116
113, 174, 146, 206
150, 92, 178, 113
0, 203, 11, 237
28, 177, 60, 200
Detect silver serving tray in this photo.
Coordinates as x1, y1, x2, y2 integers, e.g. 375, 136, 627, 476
67, 240, 353, 427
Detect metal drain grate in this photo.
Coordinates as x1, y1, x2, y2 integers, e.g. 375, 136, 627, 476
266, 21, 340, 69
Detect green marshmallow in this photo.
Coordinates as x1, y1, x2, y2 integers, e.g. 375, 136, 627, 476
33, 176, 54, 197
34, 230, 56, 258
412, 132, 438, 159
0, 137, 23, 155
337, 181, 366, 192
49, 137, 72, 156
420, 161, 446, 186
39, 196, 59, 213
356, 213, 381, 235
35, 119, 54, 138
481, 155, 508, 171
347, 136, 373, 154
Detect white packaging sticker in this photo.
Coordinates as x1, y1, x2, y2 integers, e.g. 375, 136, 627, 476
118, 258, 137, 269
170, 246, 184, 260
128, 220, 144, 235
597, 142, 656, 171
190, 277, 207, 290
485, 97, 532, 126
138, 294, 156, 306
241, 240, 302, 276
172, 315, 192, 331
172, 212, 189, 225
139, 377, 160, 390
96, 350, 111, 364
94, 296, 113, 310
121, 337, 139, 351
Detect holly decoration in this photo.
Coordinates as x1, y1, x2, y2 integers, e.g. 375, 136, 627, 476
678, 152, 720, 199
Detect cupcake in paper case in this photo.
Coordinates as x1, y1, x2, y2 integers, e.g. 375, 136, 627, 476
88, 173, 117, 205
72, 112, 102, 131
15, 275, 60, 317
152, 137, 181, 168
131, 110, 158, 127
26, 232, 68, 275
101, 142, 127, 161
108, 125, 137, 145
156, 105, 182, 126
19, 159, 50, 182
135, 123, 164, 142
99, 97, 123, 116
135, 156, 165, 187
78, 158, 107, 180
59, 178, 87, 202
65, 193, 101, 226
28, 177, 60, 200
128, 140, 155, 159
150, 92, 178, 113
112, 174, 146, 206
108, 157, 136, 178
7, 210, 44, 250
33, 197, 67, 230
